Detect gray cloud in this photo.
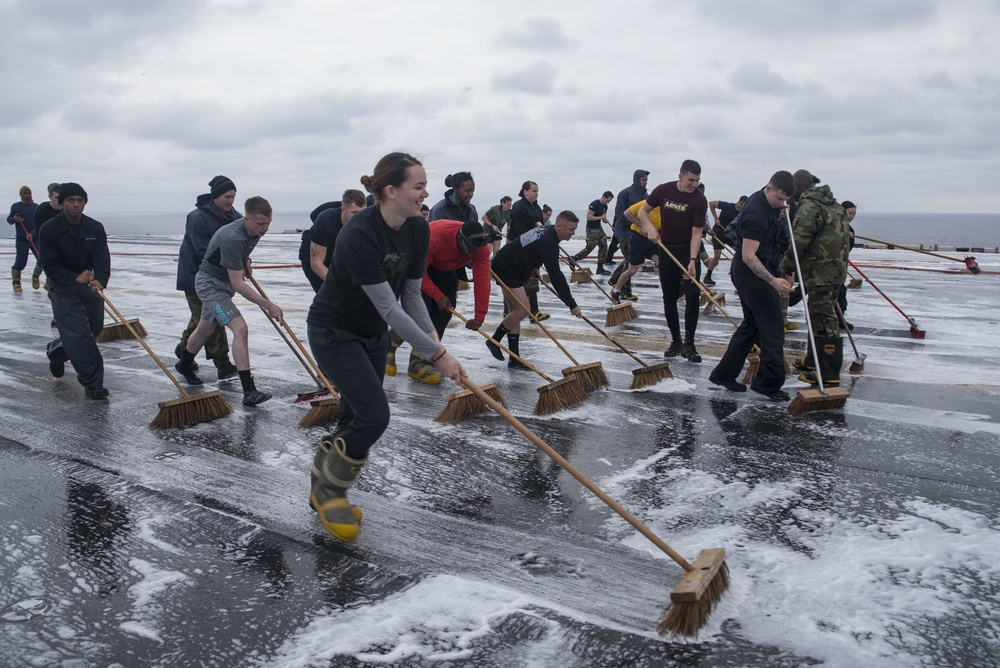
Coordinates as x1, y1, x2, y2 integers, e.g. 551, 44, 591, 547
729, 61, 799, 95
501, 18, 576, 51
491, 61, 557, 95
695, 0, 939, 32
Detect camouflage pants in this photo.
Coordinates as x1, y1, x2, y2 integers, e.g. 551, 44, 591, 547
180, 291, 231, 367
805, 284, 840, 338
573, 228, 607, 263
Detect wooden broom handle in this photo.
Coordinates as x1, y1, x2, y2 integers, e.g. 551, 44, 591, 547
450, 308, 553, 381
245, 277, 320, 386
103, 304, 122, 323
558, 248, 617, 303
854, 233, 964, 263
460, 376, 694, 572
655, 240, 740, 329
246, 275, 337, 397
490, 269, 581, 365
98, 290, 188, 396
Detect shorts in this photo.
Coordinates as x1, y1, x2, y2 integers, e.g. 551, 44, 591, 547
492, 266, 526, 290
627, 231, 659, 266
487, 231, 503, 242
196, 275, 241, 326
711, 224, 727, 250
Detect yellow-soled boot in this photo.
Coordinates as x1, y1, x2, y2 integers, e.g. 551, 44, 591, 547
11, 269, 22, 293
385, 330, 403, 376
311, 435, 365, 542
406, 356, 441, 384
31, 267, 41, 289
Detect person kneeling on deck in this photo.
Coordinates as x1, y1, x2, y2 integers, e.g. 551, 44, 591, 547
386, 219, 492, 383
780, 171, 851, 388
709, 171, 795, 400
175, 196, 281, 406
487, 211, 582, 368
38, 183, 111, 400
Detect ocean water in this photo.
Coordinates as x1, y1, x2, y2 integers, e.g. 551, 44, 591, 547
88, 211, 1000, 248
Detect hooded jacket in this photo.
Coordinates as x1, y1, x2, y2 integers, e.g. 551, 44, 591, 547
780, 186, 850, 290
176, 194, 242, 293
428, 189, 479, 225
614, 170, 649, 236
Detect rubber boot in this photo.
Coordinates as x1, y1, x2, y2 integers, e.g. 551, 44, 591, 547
407, 353, 441, 384
11, 269, 22, 293
31, 266, 41, 289
311, 435, 365, 542
794, 346, 815, 373
800, 337, 842, 387
385, 330, 403, 376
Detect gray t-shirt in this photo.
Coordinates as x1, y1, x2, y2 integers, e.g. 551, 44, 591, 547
197, 219, 259, 287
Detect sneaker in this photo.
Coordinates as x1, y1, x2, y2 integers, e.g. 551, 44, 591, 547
596, 267, 610, 275
174, 360, 204, 385
485, 338, 505, 361
407, 362, 442, 385
508, 357, 530, 370
534, 312, 550, 322
610, 289, 621, 305
681, 343, 702, 363
750, 384, 790, 401
85, 386, 110, 400
175, 344, 199, 371
216, 362, 239, 380
243, 389, 272, 406
49, 358, 65, 378
709, 372, 746, 392
664, 341, 682, 358
703, 276, 716, 286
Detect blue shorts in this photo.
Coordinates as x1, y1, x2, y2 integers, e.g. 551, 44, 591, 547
627, 231, 659, 266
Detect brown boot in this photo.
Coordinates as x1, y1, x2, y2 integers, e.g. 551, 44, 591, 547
310, 435, 365, 542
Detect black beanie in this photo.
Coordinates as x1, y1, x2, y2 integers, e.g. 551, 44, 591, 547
57, 182, 88, 204
209, 175, 236, 198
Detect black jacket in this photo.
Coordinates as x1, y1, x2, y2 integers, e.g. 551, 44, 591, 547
176, 194, 241, 292
38, 212, 110, 287
507, 197, 542, 240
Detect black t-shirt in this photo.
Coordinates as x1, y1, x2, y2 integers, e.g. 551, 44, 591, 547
491, 225, 576, 309
306, 207, 345, 268
717, 202, 739, 227
586, 199, 607, 230
308, 205, 429, 335
734, 189, 781, 271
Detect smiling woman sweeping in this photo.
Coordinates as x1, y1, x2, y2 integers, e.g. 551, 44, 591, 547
306, 152, 466, 542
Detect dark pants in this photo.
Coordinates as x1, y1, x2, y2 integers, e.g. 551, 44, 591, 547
607, 234, 620, 263
12, 238, 40, 273
308, 326, 390, 460
608, 233, 632, 293
657, 242, 700, 344
302, 260, 324, 293
180, 292, 231, 367
422, 266, 458, 340
713, 259, 785, 391
48, 283, 104, 389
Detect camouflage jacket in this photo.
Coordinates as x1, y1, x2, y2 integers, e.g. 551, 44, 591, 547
780, 185, 850, 289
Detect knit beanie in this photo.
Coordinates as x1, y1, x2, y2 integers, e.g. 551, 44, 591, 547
57, 182, 88, 204
209, 175, 237, 198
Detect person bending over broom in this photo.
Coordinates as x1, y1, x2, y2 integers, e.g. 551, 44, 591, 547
175, 196, 280, 407
306, 151, 465, 543
385, 218, 492, 384
486, 211, 582, 368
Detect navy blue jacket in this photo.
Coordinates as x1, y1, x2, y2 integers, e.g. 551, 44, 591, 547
38, 212, 110, 287
176, 194, 241, 292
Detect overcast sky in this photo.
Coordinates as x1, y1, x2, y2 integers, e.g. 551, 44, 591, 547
3, 0, 998, 217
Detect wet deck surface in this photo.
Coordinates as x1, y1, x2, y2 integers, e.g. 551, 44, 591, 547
1, 235, 999, 667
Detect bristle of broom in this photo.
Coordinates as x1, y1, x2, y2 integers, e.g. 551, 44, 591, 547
783, 357, 791, 376
433, 383, 509, 423
563, 362, 609, 393
457, 280, 470, 291
658, 549, 730, 638
786, 387, 850, 415
299, 397, 341, 428
742, 354, 761, 385
630, 362, 672, 389
149, 391, 233, 429
570, 268, 591, 284
641, 263, 655, 272
533, 376, 587, 415
847, 278, 862, 289
96, 319, 146, 343
605, 302, 639, 326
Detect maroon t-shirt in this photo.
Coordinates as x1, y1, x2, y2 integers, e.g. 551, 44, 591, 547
646, 181, 708, 245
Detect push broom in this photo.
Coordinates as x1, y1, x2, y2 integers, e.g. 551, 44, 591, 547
450, 309, 586, 416
559, 248, 638, 327
493, 271, 610, 393
783, 209, 851, 414
459, 377, 729, 637
848, 259, 926, 338
835, 303, 866, 374
854, 233, 982, 274
575, 308, 673, 389
426, 310, 508, 422
245, 275, 340, 428
99, 291, 232, 428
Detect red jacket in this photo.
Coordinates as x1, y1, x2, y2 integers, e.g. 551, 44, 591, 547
424, 220, 491, 321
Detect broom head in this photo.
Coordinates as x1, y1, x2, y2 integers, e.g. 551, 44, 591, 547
658, 548, 729, 638
630, 362, 672, 389
96, 318, 147, 343
605, 302, 639, 326
641, 262, 655, 272
849, 353, 866, 374
570, 268, 591, 283
742, 354, 761, 385
562, 361, 609, 393
150, 390, 233, 429
787, 387, 850, 415
847, 278, 862, 289
299, 396, 341, 428
457, 280, 470, 291
533, 375, 587, 415
434, 382, 508, 423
